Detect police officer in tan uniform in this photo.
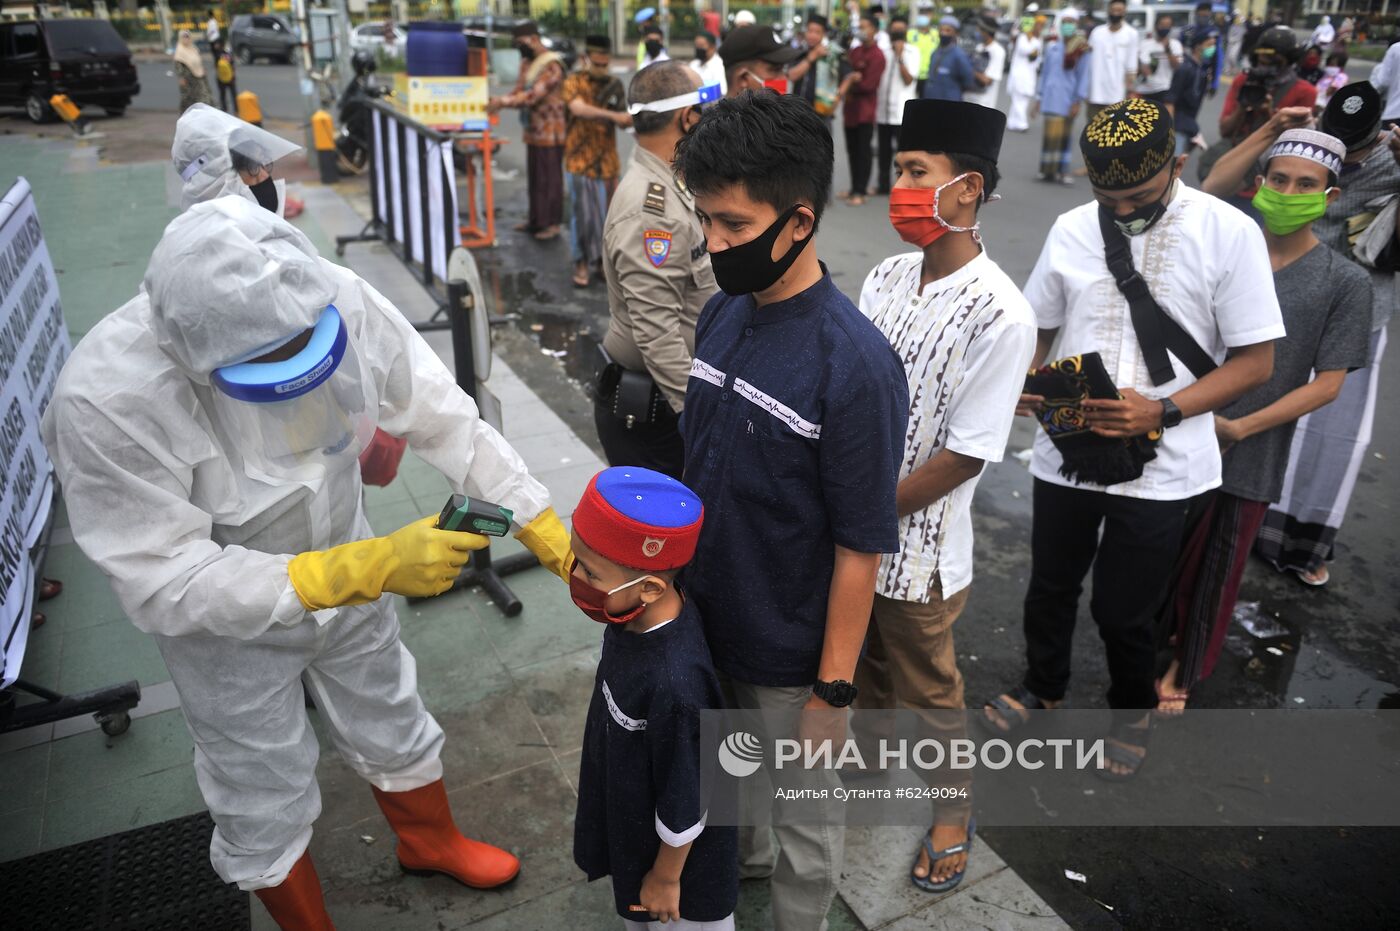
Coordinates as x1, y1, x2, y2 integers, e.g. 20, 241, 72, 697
594, 60, 720, 479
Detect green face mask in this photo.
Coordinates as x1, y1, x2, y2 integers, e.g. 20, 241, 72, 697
1251, 184, 1330, 236
1202, 45, 1217, 60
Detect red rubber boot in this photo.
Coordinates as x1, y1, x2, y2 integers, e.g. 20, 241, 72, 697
371, 779, 520, 888
252, 851, 335, 931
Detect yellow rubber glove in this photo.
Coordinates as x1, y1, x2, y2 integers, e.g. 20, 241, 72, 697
288, 516, 489, 610
515, 506, 573, 583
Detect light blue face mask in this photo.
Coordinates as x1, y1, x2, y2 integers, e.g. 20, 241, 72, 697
915, 15, 931, 28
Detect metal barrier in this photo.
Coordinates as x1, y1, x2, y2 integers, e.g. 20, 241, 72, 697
335, 99, 462, 331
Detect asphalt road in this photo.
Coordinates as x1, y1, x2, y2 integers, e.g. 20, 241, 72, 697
132, 57, 310, 121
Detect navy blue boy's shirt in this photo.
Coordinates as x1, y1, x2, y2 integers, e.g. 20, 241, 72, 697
681, 266, 909, 687
573, 598, 738, 922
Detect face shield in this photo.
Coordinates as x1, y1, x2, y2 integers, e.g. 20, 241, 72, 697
173, 104, 301, 212
209, 305, 377, 486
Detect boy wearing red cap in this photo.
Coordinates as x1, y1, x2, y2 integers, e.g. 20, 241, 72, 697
569, 467, 738, 930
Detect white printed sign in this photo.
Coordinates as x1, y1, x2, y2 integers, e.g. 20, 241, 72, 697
1, 178, 71, 689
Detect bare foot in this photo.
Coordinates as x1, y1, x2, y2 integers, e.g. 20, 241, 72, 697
1295, 565, 1330, 586
912, 822, 969, 886
533, 225, 561, 241
1156, 660, 1188, 717
514, 221, 532, 233
571, 261, 590, 287
848, 195, 866, 206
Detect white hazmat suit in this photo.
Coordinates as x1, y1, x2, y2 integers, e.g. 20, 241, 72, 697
41, 197, 562, 905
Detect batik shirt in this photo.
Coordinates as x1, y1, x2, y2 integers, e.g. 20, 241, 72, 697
860, 250, 1037, 602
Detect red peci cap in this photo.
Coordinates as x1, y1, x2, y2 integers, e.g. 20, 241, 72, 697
572, 467, 704, 571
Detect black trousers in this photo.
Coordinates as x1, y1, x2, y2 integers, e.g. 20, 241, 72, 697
593, 399, 685, 481
876, 123, 899, 194
844, 122, 874, 196
217, 79, 237, 113
1022, 478, 1190, 711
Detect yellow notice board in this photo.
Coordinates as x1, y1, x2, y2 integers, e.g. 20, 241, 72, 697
405, 76, 489, 131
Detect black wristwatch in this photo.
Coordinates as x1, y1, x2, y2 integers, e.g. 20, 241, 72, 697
1159, 397, 1184, 429
812, 679, 858, 708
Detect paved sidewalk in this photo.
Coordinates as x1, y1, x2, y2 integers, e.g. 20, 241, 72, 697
1, 128, 1065, 930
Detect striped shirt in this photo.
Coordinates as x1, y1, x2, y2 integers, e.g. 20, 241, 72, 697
860, 250, 1037, 603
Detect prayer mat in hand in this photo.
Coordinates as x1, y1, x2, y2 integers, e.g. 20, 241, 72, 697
1024, 352, 1161, 486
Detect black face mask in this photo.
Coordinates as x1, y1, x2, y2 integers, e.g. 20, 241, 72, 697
249, 176, 279, 214
516, 43, 536, 61
709, 204, 813, 296
1109, 13, 1124, 25
645, 38, 664, 57
1100, 169, 1176, 237
695, 45, 708, 61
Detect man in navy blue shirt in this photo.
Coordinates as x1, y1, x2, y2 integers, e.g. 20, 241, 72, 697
923, 15, 976, 101
674, 91, 909, 931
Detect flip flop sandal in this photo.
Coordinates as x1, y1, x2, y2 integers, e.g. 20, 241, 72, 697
31, 612, 46, 630
39, 578, 63, 601
980, 684, 1050, 735
1096, 719, 1152, 782
910, 818, 976, 894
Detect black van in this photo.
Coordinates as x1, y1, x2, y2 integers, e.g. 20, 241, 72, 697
0, 18, 140, 122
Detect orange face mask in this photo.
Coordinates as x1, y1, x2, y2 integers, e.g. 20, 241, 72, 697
888, 173, 979, 247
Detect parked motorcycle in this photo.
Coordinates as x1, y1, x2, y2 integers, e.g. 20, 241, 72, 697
336, 51, 389, 174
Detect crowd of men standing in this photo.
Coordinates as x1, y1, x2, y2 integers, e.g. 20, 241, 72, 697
481, 8, 1392, 927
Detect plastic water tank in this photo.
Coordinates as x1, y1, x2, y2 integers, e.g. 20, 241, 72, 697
406, 21, 467, 77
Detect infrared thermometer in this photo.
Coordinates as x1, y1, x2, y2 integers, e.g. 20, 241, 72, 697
437, 494, 514, 537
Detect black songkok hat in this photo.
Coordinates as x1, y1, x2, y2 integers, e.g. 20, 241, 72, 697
511, 20, 540, 39
898, 99, 1006, 164
585, 34, 611, 52
1320, 81, 1382, 151
1080, 99, 1176, 190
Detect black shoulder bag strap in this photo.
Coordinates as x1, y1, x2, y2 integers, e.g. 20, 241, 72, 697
1097, 208, 1218, 386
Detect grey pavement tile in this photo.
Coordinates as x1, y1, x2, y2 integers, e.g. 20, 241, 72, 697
313, 756, 582, 929
475, 567, 601, 671
56, 616, 170, 696
840, 823, 1008, 929
501, 398, 571, 441
556, 747, 582, 795
884, 866, 1067, 930
505, 429, 602, 479
511, 645, 601, 756
0, 805, 45, 864
530, 461, 600, 520
396, 594, 516, 715
39, 762, 205, 851
463, 878, 621, 931
435, 689, 558, 788
0, 722, 54, 754
45, 708, 193, 802
0, 741, 50, 814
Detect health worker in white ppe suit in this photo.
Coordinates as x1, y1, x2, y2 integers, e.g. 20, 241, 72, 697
174, 102, 298, 214
171, 105, 412, 490
40, 196, 574, 931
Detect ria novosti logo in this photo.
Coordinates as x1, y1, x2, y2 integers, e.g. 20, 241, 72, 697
717, 731, 764, 777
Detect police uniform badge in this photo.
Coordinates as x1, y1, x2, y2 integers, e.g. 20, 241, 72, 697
643, 230, 672, 267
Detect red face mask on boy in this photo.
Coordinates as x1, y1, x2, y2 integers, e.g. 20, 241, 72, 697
888, 172, 980, 247
569, 562, 650, 624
